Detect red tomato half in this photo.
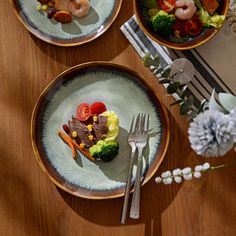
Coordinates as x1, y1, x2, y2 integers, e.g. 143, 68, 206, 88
76, 103, 92, 121
91, 102, 107, 115
184, 16, 203, 36
158, 0, 176, 13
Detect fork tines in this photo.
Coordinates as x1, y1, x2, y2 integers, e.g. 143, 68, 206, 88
136, 113, 149, 133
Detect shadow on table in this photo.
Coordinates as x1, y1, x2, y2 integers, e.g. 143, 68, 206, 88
57, 111, 190, 235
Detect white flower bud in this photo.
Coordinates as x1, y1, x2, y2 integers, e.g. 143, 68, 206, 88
174, 176, 182, 183
195, 165, 204, 172
183, 173, 193, 180
155, 177, 162, 183
163, 177, 173, 185
173, 168, 181, 176
203, 162, 210, 171
161, 171, 172, 178
193, 171, 202, 178
182, 167, 192, 175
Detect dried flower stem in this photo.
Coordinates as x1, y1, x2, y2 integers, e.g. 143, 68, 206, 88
209, 162, 236, 171
155, 162, 236, 185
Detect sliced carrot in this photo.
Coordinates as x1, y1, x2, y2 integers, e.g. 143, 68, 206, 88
70, 139, 95, 162
58, 130, 95, 162
58, 131, 77, 160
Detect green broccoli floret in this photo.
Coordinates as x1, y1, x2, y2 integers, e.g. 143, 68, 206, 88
89, 140, 119, 162
151, 10, 175, 37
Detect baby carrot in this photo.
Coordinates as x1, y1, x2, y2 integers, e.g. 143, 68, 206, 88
58, 130, 77, 160
58, 130, 95, 162
70, 139, 95, 162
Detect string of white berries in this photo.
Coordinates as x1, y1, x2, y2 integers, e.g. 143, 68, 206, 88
155, 162, 211, 185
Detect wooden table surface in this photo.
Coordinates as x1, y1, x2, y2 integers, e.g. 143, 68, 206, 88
1, 1, 236, 236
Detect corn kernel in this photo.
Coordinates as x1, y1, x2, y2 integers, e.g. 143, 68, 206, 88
36, 5, 41, 11
41, 4, 48, 11
93, 115, 98, 122
48, 1, 54, 7
86, 124, 93, 131
88, 135, 94, 141
80, 143, 85, 149
72, 131, 77, 138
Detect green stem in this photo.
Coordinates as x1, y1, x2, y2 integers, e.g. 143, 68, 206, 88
209, 162, 236, 171
160, 163, 236, 180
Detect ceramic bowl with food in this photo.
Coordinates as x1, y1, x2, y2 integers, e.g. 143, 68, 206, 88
31, 62, 170, 199
12, 0, 122, 46
134, 0, 230, 50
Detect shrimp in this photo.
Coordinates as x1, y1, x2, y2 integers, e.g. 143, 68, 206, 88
54, 0, 70, 11
68, 0, 91, 18
175, 0, 197, 20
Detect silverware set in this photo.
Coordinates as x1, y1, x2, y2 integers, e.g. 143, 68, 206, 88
121, 113, 149, 224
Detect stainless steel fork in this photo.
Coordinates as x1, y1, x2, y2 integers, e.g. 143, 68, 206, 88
129, 113, 149, 219
120, 114, 140, 224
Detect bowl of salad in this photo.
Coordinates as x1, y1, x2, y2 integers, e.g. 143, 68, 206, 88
134, 0, 230, 50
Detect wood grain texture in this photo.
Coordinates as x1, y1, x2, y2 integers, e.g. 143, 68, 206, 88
0, 1, 235, 236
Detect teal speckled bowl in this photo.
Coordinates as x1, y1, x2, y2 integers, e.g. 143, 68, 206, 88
12, 0, 122, 46
31, 62, 170, 199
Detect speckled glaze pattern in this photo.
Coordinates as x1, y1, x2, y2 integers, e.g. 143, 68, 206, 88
31, 63, 170, 199
13, 0, 121, 45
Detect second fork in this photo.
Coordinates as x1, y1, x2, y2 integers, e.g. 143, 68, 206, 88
129, 113, 149, 219
120, 114, 139, 224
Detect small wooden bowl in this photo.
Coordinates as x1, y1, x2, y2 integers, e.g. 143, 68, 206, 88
134, 0, 230, 50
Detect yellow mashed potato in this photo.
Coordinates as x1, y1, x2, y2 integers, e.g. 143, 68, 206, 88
101, 111, 119, 141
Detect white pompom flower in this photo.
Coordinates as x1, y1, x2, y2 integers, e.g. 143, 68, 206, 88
195, 165, 204, 172
194, 172, 202, 178
173, 168, 181, 176
203, 162, 211, 171
182, 167, 192, 175
161, 171, 172, 178
172, 168, 183, 183
174, 176, 182, 183
188, 110, 235, 157
155, 177, 162, 183
163, 177, 173, 185
229, 108, 236, 143
183, 173, 193, 180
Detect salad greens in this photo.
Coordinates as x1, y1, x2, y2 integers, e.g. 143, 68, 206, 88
194, 0, 225, 28
142, 0, 226, 42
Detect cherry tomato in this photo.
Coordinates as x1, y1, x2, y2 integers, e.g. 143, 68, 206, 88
158, 0, 176, 13
76, 103, 92, 121
184, 16, 203, 36
91, 102, 107, 115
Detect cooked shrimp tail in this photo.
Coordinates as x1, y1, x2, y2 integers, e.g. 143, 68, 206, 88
68, 0, 91, 18
175, 0, 197, 20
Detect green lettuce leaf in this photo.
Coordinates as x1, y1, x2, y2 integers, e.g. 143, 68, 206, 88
198, 5, 225, 29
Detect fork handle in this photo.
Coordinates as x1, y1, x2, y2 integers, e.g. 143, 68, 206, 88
120, 147, 136, 224
129, 147, 143, 219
